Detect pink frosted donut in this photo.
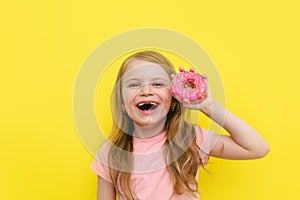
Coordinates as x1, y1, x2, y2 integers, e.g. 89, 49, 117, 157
169, 68, 207, 103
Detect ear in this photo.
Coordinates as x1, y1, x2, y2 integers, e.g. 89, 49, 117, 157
170, 102, 176, 111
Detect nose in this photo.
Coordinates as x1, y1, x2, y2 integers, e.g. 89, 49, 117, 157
140, 83, 154, 96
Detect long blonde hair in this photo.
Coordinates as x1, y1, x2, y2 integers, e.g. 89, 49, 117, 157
108, 50, 205, 199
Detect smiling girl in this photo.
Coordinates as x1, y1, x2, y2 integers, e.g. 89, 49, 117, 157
90, 51, 270, 200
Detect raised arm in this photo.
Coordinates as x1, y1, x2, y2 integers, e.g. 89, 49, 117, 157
183, 88, 270, 160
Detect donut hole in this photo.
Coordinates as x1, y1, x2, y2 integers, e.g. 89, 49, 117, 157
184, 79, 196, 88
184, 82, 194, 88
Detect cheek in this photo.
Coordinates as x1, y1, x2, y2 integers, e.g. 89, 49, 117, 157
161, 92, 173, 109
121, 91, 129, 109
121, 89, 136, 109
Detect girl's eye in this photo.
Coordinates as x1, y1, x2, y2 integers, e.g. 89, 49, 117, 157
153, 82, 164, 87
128, 82, 141, 88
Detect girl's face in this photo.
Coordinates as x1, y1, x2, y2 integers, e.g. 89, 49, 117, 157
121, 59, 173, 128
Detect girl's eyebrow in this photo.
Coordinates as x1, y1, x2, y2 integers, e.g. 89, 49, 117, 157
153, 76, 170, 80
123, 78, 141, 84
123, 76, 170, 83
152, 76, 172, 83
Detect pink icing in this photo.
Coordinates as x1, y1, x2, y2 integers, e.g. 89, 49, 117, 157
169, 68, 207, 103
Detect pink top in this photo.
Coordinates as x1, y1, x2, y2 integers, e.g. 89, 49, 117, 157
90, 127, 219, 200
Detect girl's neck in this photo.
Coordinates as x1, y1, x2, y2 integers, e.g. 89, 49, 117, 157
133, 120, 166, 138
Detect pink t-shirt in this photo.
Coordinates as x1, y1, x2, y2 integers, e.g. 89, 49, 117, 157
90, 127, 219, 200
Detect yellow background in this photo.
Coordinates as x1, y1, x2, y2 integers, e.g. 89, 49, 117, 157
1, 0, 299, 199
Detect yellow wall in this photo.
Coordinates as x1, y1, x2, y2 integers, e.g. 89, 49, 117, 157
1, 0, 299, 199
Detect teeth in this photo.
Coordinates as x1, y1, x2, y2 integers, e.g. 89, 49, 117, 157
138, 102, 157, 106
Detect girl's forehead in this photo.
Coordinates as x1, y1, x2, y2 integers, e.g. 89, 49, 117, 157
126, 59, 154, 70
123, 61, 170, 80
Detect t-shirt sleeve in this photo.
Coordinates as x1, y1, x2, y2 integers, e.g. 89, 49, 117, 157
90, 142, 113, 183
195, 126, 220, 165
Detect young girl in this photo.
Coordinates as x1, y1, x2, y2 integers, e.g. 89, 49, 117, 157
90, 51, 270, 200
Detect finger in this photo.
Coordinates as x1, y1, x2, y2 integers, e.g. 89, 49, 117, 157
201, 74, 209, 86
201, 73, 208, 79
189, 68, 195, 72
182, 100, 201, 110
182, 101, 192, 109
182, 99, 190, 105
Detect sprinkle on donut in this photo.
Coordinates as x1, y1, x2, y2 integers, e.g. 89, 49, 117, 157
169, 68, 207, 103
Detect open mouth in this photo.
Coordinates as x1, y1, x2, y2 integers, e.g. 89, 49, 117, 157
137, 102, 158, 111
